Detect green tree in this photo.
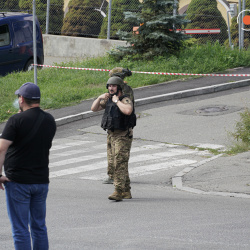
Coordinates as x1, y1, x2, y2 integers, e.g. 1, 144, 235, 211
19, 0, 64, 34
47, 0, 64, 34
0, 0, 20, 11
228, 0, 250, 48
61, 0, 105, 37
99, 0, 140, 39
109, 0, 189, 60
185, 0, 228, 44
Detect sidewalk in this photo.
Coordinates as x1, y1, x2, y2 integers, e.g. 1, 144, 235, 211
181, 151, 250, 198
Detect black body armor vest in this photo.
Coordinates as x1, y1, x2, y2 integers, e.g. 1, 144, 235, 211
101, 96, 136, 131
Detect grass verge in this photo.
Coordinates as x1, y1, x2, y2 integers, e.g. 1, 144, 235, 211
226, 108, 250, 154
1, 42, 250, 123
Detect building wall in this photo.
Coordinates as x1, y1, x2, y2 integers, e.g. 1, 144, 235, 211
179, 0, 191, 10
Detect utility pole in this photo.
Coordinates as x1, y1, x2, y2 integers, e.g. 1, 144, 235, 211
238, 0, 247, 50
238, 0, 241, 50
46, 0, 50, 34
241, 0, 246, 49
107, 0, 112, 39
227, 3, 237, 49
33, 0, 37, 85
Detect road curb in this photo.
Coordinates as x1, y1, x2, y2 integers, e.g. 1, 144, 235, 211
172, 154, 223, 190
172, 154, 250, 199
55, 79, 250, 126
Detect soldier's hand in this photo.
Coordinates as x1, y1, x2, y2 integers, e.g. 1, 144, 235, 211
112, 95, 119, 103
99, 93, 110, 100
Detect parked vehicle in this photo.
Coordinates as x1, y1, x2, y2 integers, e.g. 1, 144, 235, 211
0, 12, 44, 76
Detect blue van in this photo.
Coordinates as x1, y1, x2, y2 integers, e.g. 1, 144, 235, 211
0, 12, 44, 76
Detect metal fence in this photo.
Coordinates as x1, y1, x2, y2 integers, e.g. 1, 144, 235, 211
1, 0, 248, 48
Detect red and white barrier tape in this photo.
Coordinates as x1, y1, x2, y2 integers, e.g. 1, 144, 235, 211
34, 64, 250, 77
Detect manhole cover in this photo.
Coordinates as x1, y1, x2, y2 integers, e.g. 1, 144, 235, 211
196, 106, 229, 114
179, 105, 243, 116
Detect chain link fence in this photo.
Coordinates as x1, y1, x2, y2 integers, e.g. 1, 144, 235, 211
1, 0, 248, 48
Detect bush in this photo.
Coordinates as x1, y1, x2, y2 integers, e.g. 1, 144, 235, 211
231, 108, 250, 144
185, 0, 228, 44
61, 0, 104, 37
228, 108, 250, 153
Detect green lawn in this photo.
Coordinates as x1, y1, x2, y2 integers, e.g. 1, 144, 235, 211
1, 43, 250, 123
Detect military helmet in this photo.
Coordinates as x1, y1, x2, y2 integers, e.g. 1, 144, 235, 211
106, 76, 124, 89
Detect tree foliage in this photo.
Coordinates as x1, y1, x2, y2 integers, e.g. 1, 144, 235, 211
19, 0, 64, 34
99, 0, 140, 39
48, 0, 64, 34
61, 0, 105, 37
109, 0, 189, 60
185, 0, 228, 44
0, 0, 20, 11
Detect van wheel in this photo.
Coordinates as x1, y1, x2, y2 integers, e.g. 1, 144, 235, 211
24, 59, 34, 71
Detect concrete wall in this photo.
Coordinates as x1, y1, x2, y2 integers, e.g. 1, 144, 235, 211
43, 34, 127, 59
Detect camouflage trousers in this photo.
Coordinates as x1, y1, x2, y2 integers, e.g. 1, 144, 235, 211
107, 131, 133, 192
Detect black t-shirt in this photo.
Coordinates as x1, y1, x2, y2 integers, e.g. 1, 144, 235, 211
1, 107, 56, 184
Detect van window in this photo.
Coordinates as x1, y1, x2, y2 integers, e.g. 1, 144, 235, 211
0, 24, 10, 47
13, 21, 33, 44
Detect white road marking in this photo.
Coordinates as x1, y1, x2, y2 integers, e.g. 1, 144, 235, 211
50, 141, 94, 151
80, 159, 197, 180
49, 137, 213, 180
50, 150, 87, 159
50, 161, 106, 178
49, 152, 107, 167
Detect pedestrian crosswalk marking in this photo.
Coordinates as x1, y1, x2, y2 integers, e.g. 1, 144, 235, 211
49, 136, 213, 180
50, 161, 105, 178
50, 152, 107, 168
50, 140, 94, 151
50, 150, 86, 159
131, 143, 174, 153
49, 148, 197, 169
49, 143, 178, 168
129, 159, 196, 176
50, 158, 197, 179
92, 144, 107, 150
80, 159, 197, 181
129, 150, 196, 163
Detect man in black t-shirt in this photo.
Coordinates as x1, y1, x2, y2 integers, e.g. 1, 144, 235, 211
0, 82, 56, 250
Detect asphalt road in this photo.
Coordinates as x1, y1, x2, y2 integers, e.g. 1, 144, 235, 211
1, 66, 250, 249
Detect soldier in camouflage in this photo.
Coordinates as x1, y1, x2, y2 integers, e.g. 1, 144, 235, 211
91, 74, 136, 201
102, 67, 134, 185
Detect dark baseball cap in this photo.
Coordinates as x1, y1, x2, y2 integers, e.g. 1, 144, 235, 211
15, 82, 41, 99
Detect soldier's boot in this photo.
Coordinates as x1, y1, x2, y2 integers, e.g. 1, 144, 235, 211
108, 190, 123, 201
102, 176, 114, 184
122, 190, 132, 199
